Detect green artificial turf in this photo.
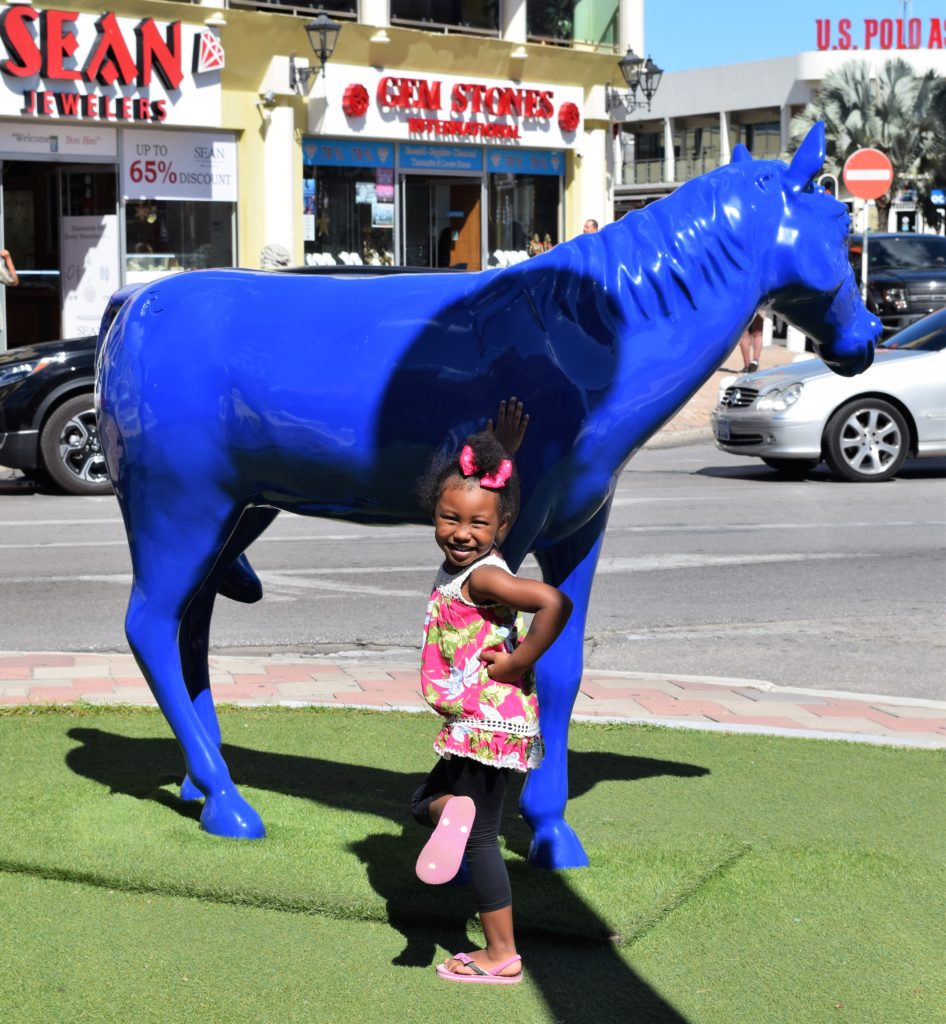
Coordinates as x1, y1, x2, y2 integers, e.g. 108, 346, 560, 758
0, 706, 942, 1024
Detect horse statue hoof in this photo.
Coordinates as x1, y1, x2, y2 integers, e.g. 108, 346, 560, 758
199, 789, 266, 839
179, 775, 202, 802
528, 820, 590, 869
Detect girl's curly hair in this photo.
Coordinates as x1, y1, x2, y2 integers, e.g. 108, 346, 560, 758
417, 430, 521, 521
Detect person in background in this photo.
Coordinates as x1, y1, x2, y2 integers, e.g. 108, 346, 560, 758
0, 249, 19, 287
738, 312, 764, 374
582, 219, 599, 234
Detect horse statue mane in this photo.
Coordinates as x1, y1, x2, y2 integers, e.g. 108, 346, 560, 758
96, 122, 880, 866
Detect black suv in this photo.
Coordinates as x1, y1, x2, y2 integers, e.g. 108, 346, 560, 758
0, 335, 105, 494
849, 232, 946, 336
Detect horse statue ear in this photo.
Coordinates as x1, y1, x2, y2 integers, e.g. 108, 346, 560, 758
785, 121, 826, 192
730, 144, 751, 163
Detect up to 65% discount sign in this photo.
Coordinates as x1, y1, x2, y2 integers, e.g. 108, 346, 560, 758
122, 129, 238, 202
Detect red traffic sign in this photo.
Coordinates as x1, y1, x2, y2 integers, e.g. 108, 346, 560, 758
842, 148, 894, 201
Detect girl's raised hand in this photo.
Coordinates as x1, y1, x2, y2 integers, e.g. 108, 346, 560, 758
486, 396, 529, 455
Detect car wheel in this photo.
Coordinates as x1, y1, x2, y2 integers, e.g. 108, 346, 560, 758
39, 395, 112, 495
823, 398, 909, 482
761, 457, 820, 476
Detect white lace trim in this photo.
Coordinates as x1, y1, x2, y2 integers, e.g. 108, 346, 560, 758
434, 552, 511, 606
449, 714, 539, 737
433, 736, 544, 774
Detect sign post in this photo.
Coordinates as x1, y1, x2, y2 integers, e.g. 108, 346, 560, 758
843, 148, 894, 301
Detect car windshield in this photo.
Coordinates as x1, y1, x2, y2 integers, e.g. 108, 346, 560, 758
878, 309, 946, 351
856, 235, 946, 270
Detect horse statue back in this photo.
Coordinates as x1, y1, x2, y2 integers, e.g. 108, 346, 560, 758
97, 122, 879, 865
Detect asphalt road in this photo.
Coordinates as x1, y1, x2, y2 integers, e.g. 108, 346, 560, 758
1, 443, 943, 700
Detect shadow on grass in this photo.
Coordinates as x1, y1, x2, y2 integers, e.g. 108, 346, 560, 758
66, 727, 704, 1023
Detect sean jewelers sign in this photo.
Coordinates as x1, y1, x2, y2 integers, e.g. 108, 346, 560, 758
315, 64, 585, 150
0, 7, 224, 127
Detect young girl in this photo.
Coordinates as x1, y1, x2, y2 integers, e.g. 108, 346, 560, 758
411, 400, 572, 985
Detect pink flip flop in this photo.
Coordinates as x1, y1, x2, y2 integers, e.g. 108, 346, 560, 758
437, 953, 523, 985
415, 795, 475, 885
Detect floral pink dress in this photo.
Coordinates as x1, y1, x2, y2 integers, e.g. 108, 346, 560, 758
421, 552, 543, 773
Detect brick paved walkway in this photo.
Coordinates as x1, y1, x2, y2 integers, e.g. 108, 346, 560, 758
2, 652, 942, 749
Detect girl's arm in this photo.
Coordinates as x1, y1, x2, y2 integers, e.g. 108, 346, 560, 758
467, 567, 572, 684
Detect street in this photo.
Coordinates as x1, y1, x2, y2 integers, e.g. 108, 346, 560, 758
1, 441, 943, 701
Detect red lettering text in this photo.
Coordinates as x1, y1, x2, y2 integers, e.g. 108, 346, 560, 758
135, 18, 182, 89
83, 12, 138, 86
0, 6, 41, 78
41, 9, 81, 80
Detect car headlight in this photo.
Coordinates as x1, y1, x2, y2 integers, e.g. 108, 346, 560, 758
0, 352, 66, 387
878, 286, 908, 311
756, 382, 804, 412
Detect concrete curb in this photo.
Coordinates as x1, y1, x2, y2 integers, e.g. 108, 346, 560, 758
643, 426, 714, 450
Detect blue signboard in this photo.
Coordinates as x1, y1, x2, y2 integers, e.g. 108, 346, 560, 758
485, 148, 565, 177
398, 144, 484, 173
931, 189, 945, 207
302, 138, 395, 168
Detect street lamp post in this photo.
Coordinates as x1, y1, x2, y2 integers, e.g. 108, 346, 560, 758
289, 11, 342, 93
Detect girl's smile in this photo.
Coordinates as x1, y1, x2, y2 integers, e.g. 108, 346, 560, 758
434, 479, 509, 570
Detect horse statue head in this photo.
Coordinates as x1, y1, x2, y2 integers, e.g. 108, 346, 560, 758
728, 122, 879, 376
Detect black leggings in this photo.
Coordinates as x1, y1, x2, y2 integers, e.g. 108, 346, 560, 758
411, 757, 511, 913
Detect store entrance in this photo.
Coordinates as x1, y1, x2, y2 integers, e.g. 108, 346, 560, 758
401, 176, 482, 270
1, 161, 117, 349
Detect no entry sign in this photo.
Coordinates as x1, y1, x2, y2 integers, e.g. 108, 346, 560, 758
843, 148, 894, 200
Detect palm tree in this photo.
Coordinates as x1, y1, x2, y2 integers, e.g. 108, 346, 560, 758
790, 58, 942, 230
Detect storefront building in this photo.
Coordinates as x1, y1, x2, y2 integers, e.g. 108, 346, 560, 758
0, 1, 234, 349
0, 0, 643, 349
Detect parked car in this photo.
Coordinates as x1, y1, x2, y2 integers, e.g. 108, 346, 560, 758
0, 335, 106, 495
711, 308, 946, 482
849, 233, 946, 336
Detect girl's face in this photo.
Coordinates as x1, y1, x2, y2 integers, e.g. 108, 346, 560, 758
433, 478, 510, 570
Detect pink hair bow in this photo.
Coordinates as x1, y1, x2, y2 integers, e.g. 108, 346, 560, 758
459, 444, 513, 490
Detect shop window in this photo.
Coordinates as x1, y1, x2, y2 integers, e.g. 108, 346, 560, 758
488, 173, 560, 261
528, 0, 617, 46
303, 164, 395, 266
739, 121, 781, 159
125, 200, 234, 282
391, 0, 497, 32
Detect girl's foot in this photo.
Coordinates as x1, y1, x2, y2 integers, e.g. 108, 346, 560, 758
438, 950, 522, 984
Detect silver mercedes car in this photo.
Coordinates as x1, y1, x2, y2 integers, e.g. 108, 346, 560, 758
712, 308, 946, 482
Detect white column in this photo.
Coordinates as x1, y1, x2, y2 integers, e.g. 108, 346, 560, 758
500, 0, 526, 42
580, 126, 611, 228
262, 105, 298, 259
358, 0, 389, 27
663, 117, 675, 182
618, 0, 644, 54
779, 103, 792, 152
719, 110, 730, 165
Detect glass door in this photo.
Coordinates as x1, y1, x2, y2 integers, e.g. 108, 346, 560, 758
400, 176, 482, 270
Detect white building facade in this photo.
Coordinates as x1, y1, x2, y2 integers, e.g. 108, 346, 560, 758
613, 47, 946, 231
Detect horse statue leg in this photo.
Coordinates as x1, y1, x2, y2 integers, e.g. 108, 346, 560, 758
178, 506, 280, 803
522, 499, 613, 869
122, 495, 268, 839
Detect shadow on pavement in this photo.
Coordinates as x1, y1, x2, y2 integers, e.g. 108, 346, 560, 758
65, 726, 703, 1024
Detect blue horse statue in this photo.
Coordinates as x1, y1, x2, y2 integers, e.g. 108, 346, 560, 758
96, 122, 879, 867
